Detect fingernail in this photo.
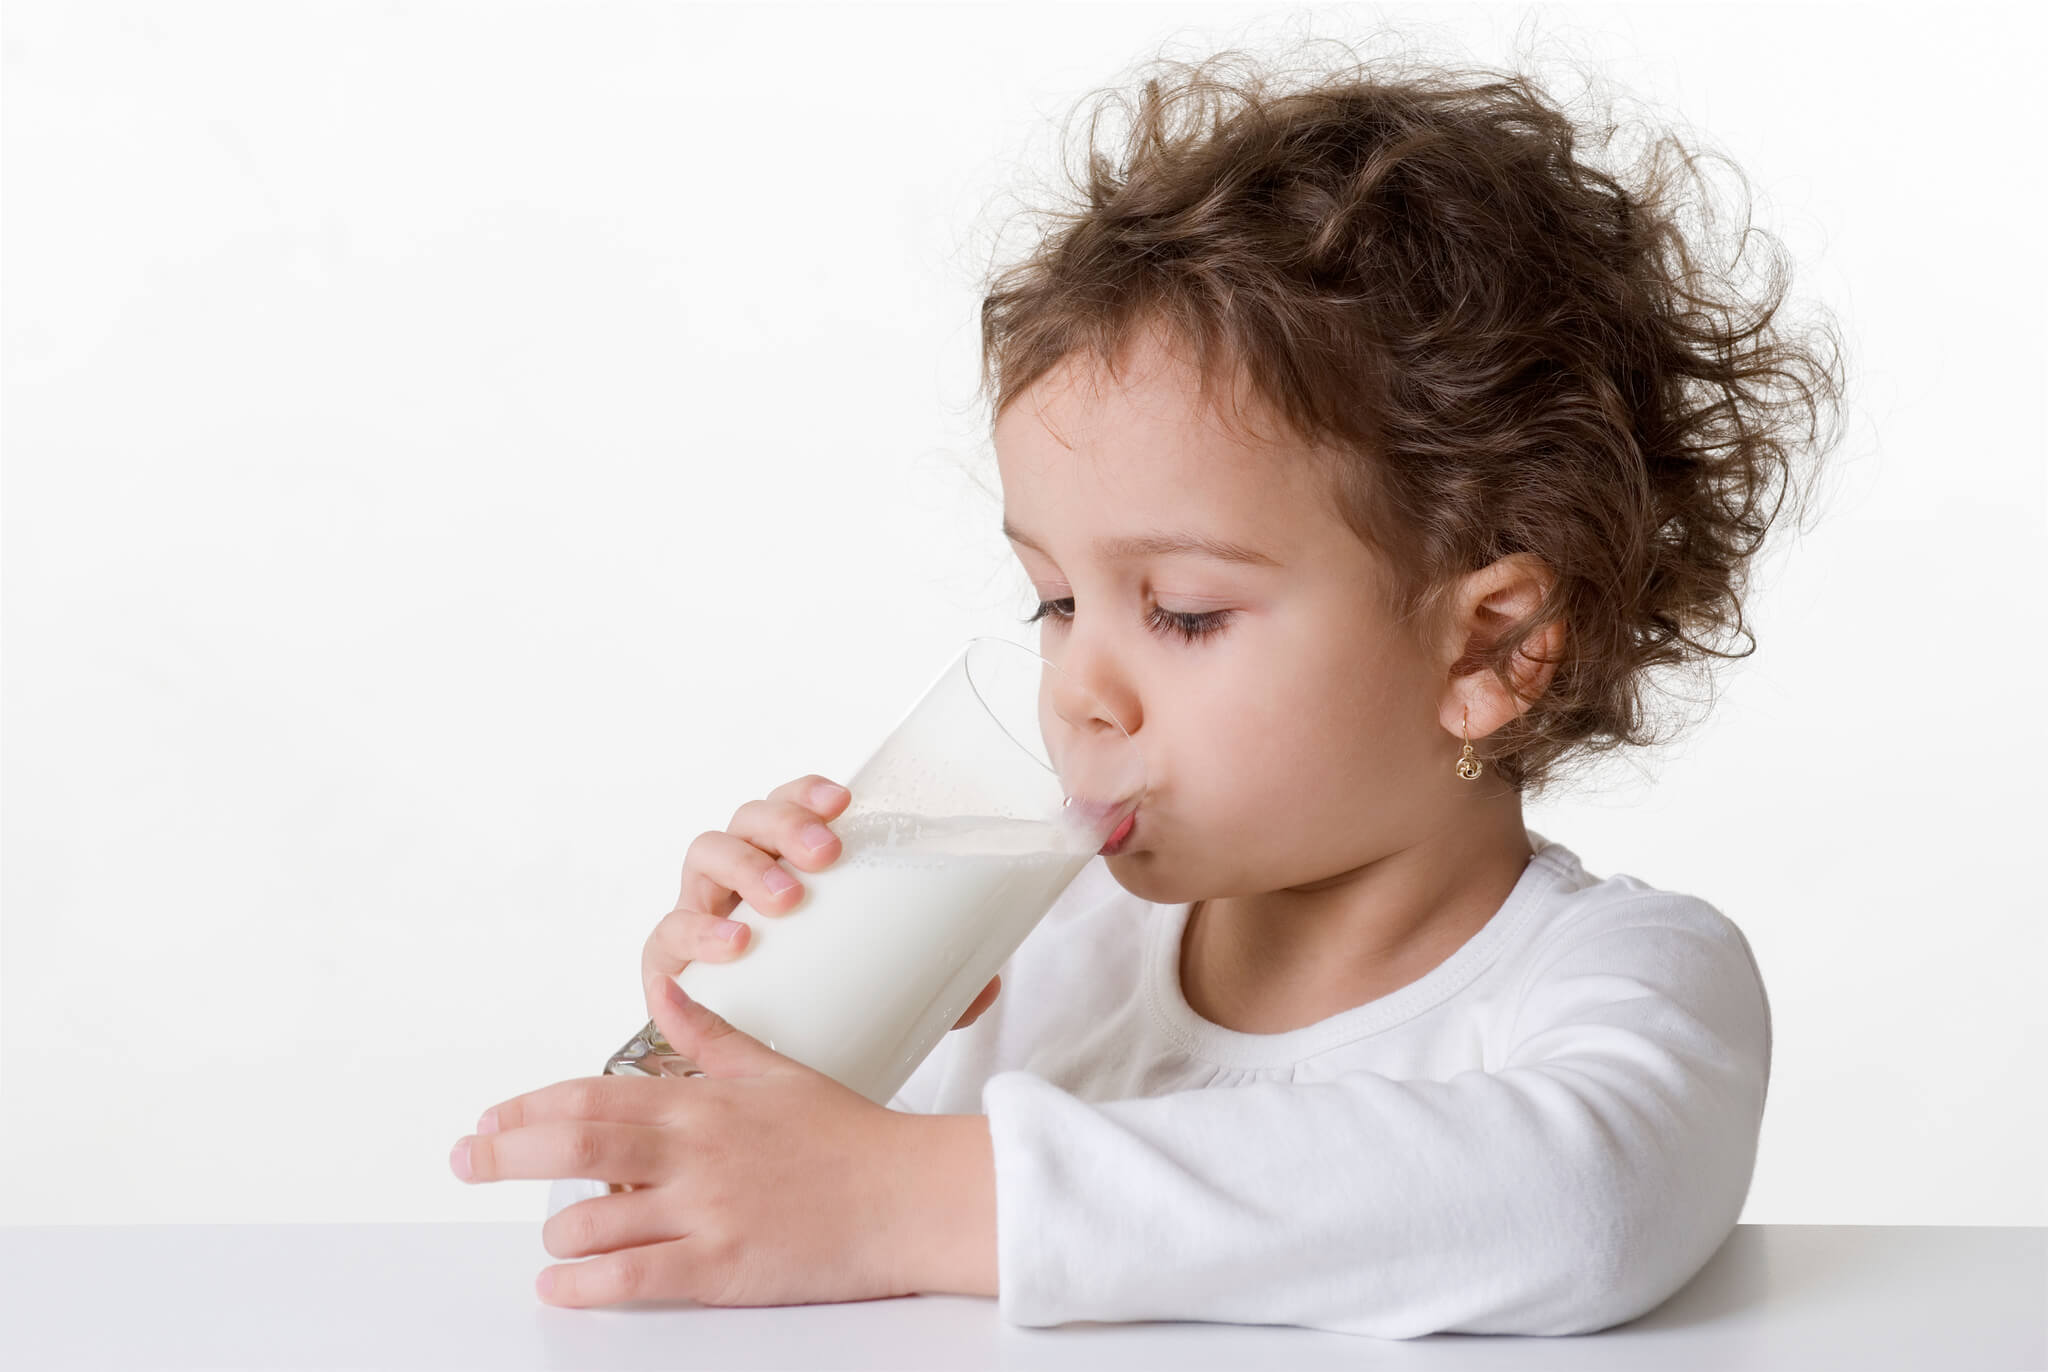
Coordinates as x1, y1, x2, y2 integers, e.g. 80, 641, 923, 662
477, 1108, 500, 1135
450, 1137, 473, 1181
813, 782, 849, 808
763, 866, 797, 895
716, 919, 746, 943
802, 823, 836, 853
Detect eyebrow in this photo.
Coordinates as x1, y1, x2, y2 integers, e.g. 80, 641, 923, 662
1001, 519, 1282, 568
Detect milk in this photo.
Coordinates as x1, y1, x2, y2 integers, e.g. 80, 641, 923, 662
672, 808, 1096, 1104
546, 806, 1103, 1217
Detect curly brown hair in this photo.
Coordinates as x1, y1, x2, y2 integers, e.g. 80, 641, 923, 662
972, 37, 1848, 799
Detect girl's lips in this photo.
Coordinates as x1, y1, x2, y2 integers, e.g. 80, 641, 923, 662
1099, 809, 1138, 855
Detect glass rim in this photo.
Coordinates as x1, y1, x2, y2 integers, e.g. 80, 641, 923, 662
962, 634, 1141, 787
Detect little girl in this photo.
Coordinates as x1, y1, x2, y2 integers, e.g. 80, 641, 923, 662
485, 40, 1845, 1338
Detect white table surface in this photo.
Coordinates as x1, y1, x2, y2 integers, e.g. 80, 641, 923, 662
3, 1222, 2043, 1369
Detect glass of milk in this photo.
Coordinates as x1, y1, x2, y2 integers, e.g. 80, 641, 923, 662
547, 635, 1144, 1215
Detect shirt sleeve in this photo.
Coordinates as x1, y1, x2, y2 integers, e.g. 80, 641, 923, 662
979, 899, 1772, 1337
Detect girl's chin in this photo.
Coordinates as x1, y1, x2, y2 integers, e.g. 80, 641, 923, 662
1106, 860, 1199, 908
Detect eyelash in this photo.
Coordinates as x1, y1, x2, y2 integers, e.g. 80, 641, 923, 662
1022, 597, 1234, 644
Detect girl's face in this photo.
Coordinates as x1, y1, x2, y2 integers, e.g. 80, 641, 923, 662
994, 329, 1463, 907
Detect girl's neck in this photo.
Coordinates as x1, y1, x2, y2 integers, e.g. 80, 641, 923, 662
1177, 803, 1536, 1036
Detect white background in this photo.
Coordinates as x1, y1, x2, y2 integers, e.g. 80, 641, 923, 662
4, 0, 2042, 1229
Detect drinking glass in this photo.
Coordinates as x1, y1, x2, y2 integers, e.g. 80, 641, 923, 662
546, 634, 1144, 1216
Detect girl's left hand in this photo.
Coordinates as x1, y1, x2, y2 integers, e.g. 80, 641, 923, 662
452, 977, 921, 1309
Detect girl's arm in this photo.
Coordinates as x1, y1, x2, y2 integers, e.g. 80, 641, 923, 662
946, 898, 1771, 1337
897, 1115, 999, 1298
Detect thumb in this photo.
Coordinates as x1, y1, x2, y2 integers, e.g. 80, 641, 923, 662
649, 974, 789, 1079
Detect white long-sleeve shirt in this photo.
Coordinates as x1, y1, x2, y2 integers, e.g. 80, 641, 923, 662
887, 828, 1773, 1338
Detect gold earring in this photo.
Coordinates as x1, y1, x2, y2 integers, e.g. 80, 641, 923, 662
1456, 705, 1484, 781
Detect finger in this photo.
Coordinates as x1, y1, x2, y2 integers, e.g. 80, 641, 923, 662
463, 1117, 671, 1188
953, 974, 1002, 1030
672, 832, 743, 923
475, 1074, 671, 1140
676, 828, 804, 922
767, 773, 853, 822
542, 1185, 686, 1262
670, 776, 852, 915
725, 795, 844, 874
537, 1234, 713, 1309
645, 906, 753, 977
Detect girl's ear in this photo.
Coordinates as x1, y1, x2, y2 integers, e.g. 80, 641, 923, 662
1437, 553, 1565, 738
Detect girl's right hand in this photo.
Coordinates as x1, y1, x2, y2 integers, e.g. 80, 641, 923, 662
640, 773, 1004, 1033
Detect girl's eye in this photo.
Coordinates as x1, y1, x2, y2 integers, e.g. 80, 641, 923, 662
1022, 597, 1233, 644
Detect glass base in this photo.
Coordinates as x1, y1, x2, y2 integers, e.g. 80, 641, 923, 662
594, 1018, 705, 1196
604, 1016, 708, 1079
